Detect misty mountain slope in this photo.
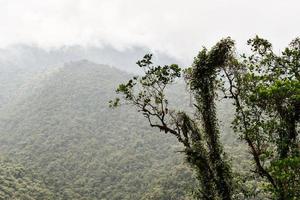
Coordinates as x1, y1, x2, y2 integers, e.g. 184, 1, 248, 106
0, 45, 179, 109
0, 60, 195, 200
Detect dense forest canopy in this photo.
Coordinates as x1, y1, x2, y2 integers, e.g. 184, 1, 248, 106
0, 158, 54, 200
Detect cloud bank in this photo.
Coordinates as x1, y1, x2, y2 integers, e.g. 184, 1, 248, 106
0, 0, 299, 63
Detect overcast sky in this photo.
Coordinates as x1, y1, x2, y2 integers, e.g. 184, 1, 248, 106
0, 0, 299, 63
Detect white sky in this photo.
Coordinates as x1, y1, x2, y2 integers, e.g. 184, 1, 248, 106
0, 0, 299, 63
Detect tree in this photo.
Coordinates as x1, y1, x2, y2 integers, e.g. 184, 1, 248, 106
220, 36, 300, 199
186, 38, 234, 200
110, 38, 235, 200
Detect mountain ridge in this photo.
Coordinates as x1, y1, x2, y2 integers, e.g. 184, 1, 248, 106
0, 60, 195, 199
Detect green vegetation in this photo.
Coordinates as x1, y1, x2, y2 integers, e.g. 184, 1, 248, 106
0, 61, 197, 199
0, 158, 54, 200
112, 36, 299, 199
0, 36, 297, 200
224, 36, 300, 199
111, 40, 235, 199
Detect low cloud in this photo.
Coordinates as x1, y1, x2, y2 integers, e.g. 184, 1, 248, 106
0, 0, 299, 64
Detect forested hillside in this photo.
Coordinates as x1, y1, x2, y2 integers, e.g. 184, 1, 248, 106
0, 60, 197, 199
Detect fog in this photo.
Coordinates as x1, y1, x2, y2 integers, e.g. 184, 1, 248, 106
0, 0, 300, 65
